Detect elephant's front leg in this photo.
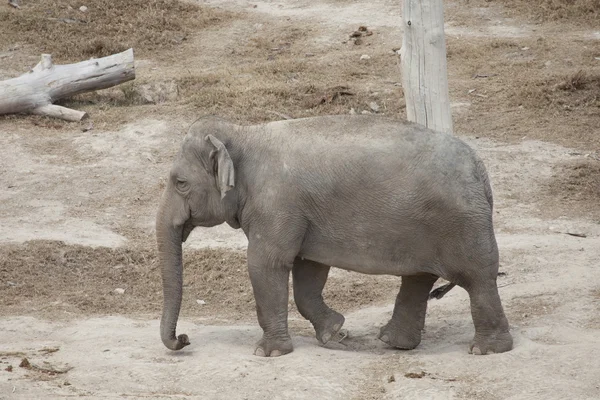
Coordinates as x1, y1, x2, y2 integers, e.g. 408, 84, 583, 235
292, 258, 345, 344
247, 253, 293, 357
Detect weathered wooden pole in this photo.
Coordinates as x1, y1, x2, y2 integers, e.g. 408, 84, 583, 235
400, 0, 453, 134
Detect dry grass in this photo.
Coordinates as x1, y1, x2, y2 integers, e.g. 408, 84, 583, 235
543, 160, 600, 220
0, 241, 398, 320
0, 0, 232, 62
511, 71, 600, 111
466, 0, 600, 23
174, 23, 405, 123
0, 240, 248, 319
176, 64, 402, 124
448, 34, 600, 150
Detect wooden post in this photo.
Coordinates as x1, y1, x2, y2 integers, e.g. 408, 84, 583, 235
400, 0, 453, 134
0, 49, 135, 121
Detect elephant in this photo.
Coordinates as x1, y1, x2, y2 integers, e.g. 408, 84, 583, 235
156, 115, 513, 357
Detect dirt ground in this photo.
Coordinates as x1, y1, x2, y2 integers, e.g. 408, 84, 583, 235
1, 0, 599, 399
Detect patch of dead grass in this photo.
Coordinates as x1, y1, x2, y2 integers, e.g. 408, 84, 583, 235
507, 0, 599, 23
466, 0, 600, 23
0, 240, 249, 319
511, 70, 600, 111
176, 53, 404, 123
542, 160, 600, 219
0, 241, 398, 321
0, 0, 233, 62
168, 19, 405, 123
448, 34, 600, 151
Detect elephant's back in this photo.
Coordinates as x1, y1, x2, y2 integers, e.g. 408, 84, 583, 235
264, 115, 469, 160
262, 116, 492, 217
264, 115, 479, 181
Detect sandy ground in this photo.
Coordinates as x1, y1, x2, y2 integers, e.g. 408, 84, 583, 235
1, 0, 600, 399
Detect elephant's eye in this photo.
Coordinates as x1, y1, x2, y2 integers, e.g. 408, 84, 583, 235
175, 179, 189, 191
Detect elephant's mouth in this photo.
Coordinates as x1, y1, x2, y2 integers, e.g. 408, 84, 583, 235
182, 220, 195, 242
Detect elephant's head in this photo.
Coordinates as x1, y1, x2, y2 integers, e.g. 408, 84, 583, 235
156, 122, 237, 350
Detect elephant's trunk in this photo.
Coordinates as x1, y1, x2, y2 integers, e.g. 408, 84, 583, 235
156, 197, 190, 351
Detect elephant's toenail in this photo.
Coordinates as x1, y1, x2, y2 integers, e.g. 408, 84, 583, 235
333, 324, 341, 332
254, 347, 266, 357
471, 346, 483, 355
380, 335, 389, 343
321, 333, 332, 344
270, 350, 282, 357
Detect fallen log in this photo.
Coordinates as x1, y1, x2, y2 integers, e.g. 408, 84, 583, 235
0, 48, 135, 121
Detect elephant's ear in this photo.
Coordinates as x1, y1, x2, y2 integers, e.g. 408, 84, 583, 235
205, 134, 235, 199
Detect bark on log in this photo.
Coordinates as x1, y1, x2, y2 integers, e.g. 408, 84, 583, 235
400, 0, 453, 134
0, 48, 135, 121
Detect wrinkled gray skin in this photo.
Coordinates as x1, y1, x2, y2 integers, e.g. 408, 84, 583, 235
156, 115, 513, 357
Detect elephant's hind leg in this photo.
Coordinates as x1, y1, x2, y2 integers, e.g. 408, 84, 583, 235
465, 272, 513, 355
378, 274, 438, 349
292, 259, 345, 344
446, 228, 512, 355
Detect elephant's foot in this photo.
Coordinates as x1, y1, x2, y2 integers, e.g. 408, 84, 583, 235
469, 331, 513, 355
315, 311, 345, 345
254, 335, 293, 357
378, 321, 422, 350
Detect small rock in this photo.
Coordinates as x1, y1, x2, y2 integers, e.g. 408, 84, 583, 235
404, 369, 427, 379
360, 54, 371, 60
369, 102, 380, 112
63, 381, 71, 386
19, 358, 30, 369
5, 365, 12, 372
358, 26, 368, 32
521, 47, 530, 51
387, 374, 395, 383
196, 299, 206, 305
114, 288, 125, 295
361, 110, 372, 115
79, 5, 88, 12
349, 108, 357, 115
350, 31, 362, 38
6, 281, 16, 287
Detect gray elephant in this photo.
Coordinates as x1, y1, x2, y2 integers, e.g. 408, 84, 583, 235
156, 115, 513, 357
